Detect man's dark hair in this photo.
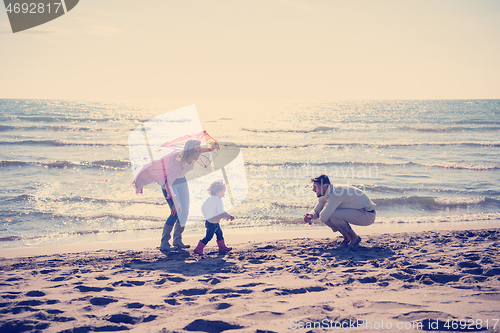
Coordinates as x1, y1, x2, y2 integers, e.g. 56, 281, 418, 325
311, 174, 330, 186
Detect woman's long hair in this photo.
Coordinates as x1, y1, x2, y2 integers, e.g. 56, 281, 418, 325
178, 139, 201, 163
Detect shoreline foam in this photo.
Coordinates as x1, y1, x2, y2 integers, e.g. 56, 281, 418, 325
1, 220, 500, 259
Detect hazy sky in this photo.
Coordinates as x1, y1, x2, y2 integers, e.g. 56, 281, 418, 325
1, 0, 499, 100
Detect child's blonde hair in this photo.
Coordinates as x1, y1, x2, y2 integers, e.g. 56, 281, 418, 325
208, 180, 225, 196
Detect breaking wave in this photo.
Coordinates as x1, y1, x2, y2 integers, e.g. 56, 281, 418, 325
0, 160, 130, 169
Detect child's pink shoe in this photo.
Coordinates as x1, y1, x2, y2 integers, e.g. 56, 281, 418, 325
194, 240, 206, 256
217, 239, 232, 252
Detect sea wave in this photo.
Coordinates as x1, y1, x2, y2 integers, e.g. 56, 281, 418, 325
364, 185, 500, 196
0, 194, 33, 203
238, 141, 500, 149
241, 126, 335, 134
0, 124, 13, 131
377, 212, 500, 224
246, 160, 500, 171
0, 160, 130, 169
2, 139, 499, 150
270, 196, 500, 211
50, 212, 166, 222
0, 194, 162, 206
400, 125, 500, 133
420, 162, 500, 171
2, 115, 121, 123
0, 224, 162, 243
0, 124, 130, 132
246, 161, 412, 168
0, 140, 127, 147
456, 120, 500, 125
373, 196, 500, 209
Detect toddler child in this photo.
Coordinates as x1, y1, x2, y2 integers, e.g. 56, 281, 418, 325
194, 180, 234, 255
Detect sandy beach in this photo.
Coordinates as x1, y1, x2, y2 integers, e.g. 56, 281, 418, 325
1, 223, 500, 333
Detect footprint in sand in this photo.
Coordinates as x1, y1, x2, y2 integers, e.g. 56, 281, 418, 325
60, 324, 129, 332
95, 276, 110, 281
237, 311, 284, 322
35, 311, 75, 323
198, 277, 224, 284
393, 310, 454, 322
16, 299, 45, 307
183, 319, 244, 332
39, 269, 58, 275
483, 267, 500, 276
214, 302, 232, 310
358, 276, 378, 284
416, 273, 463, 284
461, 268, 484, 275
170, 288, 210, 297
266, 286, 327, 296
210, 288, 253, 295
0, 301, 13, 309
0, 320, 50, 332
112, 280, 146, 287
236, 282, 265, 288
167, 276, 186, 282
89, 297, 118, 306
458, 260, 481, 268
470, 292, 500, 301
11, 306, 39, 315
50, 276, 69, 282
213, 290, 253, 301
370, 301, 424, 310
105, 313, 157, 324
208, 278, 222, 285
75, 286, 114, 292
165, 298, 180, 306
126, 302, 144, 309
1, 291, 21, 299
5, 277, 23, 282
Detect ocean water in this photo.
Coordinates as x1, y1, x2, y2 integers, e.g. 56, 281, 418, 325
1, 99, 500, 249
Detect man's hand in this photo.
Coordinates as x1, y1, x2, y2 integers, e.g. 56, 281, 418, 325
303, 214, 312, 223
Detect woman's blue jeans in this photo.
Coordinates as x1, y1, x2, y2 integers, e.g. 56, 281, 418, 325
162, 177, 189, 227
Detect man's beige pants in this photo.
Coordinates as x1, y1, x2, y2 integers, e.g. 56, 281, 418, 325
324, 208, 375, 234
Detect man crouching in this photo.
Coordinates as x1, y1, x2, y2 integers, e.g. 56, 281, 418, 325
304, 174, 376, 247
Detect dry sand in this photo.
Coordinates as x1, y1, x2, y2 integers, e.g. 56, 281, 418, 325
1, 223, 500, 333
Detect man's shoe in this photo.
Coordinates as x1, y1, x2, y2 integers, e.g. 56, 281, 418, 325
348, 236, 361, 248
338, 238, 349, 248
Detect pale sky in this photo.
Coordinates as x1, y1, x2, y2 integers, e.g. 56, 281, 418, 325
1, 0, 499, 100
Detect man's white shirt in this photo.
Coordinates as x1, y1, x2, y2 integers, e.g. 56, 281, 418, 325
310, 184, 376, 223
